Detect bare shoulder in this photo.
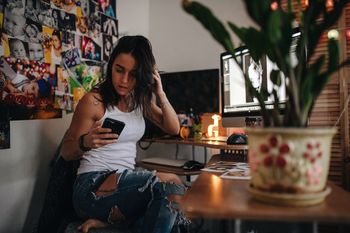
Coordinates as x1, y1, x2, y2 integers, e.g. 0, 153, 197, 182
75, 92, 105, 121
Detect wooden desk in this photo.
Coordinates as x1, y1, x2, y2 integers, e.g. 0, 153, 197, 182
138, 137, 247, 181
142, 137, 248, 151
180, 154, 350, 224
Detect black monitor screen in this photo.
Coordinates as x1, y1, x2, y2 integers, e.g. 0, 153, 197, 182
160, 69, 220, 114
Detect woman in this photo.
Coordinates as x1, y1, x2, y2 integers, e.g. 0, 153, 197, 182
51, 30, 62, 64
61, 35, 185, 233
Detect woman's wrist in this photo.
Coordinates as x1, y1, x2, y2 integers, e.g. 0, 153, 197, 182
79, 133, 91, 152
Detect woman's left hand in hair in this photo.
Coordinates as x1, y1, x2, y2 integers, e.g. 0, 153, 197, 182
152, 68, 164, 97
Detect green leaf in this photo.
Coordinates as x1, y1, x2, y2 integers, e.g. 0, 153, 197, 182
228, 23, 266, 61
270, 70, 282, 86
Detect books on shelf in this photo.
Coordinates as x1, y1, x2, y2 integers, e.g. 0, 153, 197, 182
201, 161, 251, 180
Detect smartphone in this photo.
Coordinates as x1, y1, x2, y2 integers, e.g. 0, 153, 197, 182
102, 117, 125, 136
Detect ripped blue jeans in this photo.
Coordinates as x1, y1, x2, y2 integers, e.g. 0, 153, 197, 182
72, 169, 186, 233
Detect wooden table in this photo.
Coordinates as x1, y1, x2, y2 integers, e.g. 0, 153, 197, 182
138, 137, 248, 181
180, 154, 350, 232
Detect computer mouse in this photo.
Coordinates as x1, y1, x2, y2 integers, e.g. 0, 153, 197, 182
226, 134, 248, 145
183, 160, 205, 170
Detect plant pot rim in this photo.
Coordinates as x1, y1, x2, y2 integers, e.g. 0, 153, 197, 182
245, 127, 337, 135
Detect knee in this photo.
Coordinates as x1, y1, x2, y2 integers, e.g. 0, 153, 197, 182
156, 172, 182, 185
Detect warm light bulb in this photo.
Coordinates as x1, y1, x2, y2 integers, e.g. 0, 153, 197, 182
328, 29, 339, 40
270, 1, 278, 10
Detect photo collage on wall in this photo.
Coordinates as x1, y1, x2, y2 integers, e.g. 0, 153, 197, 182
0, 0, 118, 122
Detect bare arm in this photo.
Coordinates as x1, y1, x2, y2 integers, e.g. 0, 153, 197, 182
60, 92, 118, 161
146, 70, 180, 135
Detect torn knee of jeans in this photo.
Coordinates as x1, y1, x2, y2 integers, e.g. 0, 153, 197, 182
137, 170, 158, 193
107, 205, 125, 224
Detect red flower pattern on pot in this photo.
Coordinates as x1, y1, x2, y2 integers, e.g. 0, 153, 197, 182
259, 135, 291, 168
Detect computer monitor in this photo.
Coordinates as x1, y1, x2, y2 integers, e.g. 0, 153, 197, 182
220, 48, 287, 127
142, 69, 220, 139
160, 69, 220, 115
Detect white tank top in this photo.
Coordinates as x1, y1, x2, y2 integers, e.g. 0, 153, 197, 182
77, 106, 145, 174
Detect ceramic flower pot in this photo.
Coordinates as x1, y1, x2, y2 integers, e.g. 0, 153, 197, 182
245, 127, 336, 206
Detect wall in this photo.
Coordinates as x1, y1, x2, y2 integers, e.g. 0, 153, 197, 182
0, 1, 252, 232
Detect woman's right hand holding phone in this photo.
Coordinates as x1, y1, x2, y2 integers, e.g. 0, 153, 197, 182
82, 121, 119, 149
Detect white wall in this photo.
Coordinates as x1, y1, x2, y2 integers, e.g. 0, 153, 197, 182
0, 1, 253, 232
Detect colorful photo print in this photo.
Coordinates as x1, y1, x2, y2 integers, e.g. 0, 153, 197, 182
24, 19, 43, 43
69, 61, 102, 92
56, 67, 71, 94
98, 0, 116, 19
54, 91, 74, 112
25, 0, 41, 22
0, 57, 62, 120
51, 0, 78, 15
101, 14, 118, 37
62, 47, 81, 68
0, 119, 10, 149
81, 36, 101, 61
76, 15, 89, 35
9, 38, 28, 59
58, 10, 76, 31
102, 34, 112, 61
43, 27, 62, 65
0, 57, 55, 98
3, 4, 26, 39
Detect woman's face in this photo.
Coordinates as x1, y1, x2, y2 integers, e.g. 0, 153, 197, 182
52, 35, 61, 49
26, 25, 37, 37
112, 53, 137, 97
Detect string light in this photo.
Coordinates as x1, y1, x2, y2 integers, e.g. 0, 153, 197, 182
271, 1, 278, 10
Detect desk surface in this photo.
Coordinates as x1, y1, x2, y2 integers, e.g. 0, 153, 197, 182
142, 137, 248, 150
180, 155, 350, 223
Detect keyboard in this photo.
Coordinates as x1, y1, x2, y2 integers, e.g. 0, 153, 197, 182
201, 136, 227, 142
141, 157, 189, 168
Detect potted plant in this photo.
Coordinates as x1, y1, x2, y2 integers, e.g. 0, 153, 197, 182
182, 0, 350, 205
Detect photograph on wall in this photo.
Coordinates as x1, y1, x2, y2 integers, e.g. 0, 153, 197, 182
62, 47, 81, 68
8, 38, 28, 59
37, 1, 57, 29
98, 0, 116, 19
62, 31, 82, 53
0, 119, 10, 149
25, 0, 40, 22
57, 9, 76, 31
28, 42, 45, 62
54, 92, 74, 112
43, 27, 62, 65
101, 14, 118, 37
102, 34, 112, 61
88, 0, 102, 39
69, 60, 102, 92
76, 15, 89, 35
24, 19, 44, 43
0, 57, 62, 120
81, 36, 101, 61
3, 2, 26, 39
54, 0, 78, 15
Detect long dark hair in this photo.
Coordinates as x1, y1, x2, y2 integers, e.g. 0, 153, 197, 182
99, 35, 155, 114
